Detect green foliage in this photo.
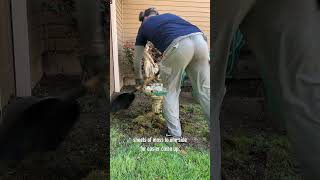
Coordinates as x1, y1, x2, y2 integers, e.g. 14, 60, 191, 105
123, 42, 135, 65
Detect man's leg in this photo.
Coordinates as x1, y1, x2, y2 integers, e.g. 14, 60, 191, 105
185, 34, 210, 120
240, 0, 320, 178
213, 1, 255, 179
160, 38, 194, 137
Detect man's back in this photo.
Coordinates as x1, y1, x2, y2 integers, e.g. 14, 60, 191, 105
135, 13, 201, 53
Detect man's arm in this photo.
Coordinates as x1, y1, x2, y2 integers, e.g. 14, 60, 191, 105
134, 23, 147, 84
133, 45, 145, 82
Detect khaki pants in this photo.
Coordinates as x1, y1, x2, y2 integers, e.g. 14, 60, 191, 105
160, 33, 210, 137
213, 0, 320, 179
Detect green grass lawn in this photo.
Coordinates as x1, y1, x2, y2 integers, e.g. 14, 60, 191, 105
110, 92, 302, 179
110, 128, 210, 180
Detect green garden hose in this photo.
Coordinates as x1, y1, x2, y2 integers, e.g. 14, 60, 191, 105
226, 30, 245, 78
182, 30, 245, 87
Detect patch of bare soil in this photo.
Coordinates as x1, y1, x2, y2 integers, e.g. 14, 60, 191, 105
0, 75, 108, 179
111, 89, 209, 150
220, 80, 301, 180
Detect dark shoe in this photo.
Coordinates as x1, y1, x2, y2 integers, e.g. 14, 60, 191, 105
165, 132, 173, 137
161, 129, 175, 137
162, 129, 183, 140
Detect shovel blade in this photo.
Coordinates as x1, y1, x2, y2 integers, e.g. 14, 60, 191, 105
111, 93, 135, 112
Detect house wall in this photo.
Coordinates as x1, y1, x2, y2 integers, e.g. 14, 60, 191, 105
0, 0, 16, 107
122, 0, 210, 46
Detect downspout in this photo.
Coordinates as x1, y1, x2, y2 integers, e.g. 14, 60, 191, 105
110, 0, 121, 92
10, 0, 32, 97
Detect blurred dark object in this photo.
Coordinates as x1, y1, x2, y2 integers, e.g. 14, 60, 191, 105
0, 75, 102, 161
111, 93, 135, 112
0, 97, 80, 160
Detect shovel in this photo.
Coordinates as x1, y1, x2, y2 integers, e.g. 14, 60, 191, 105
111, 72, 159, 112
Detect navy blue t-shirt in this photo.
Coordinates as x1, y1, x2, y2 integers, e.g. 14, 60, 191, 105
135, 13, 202, 53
